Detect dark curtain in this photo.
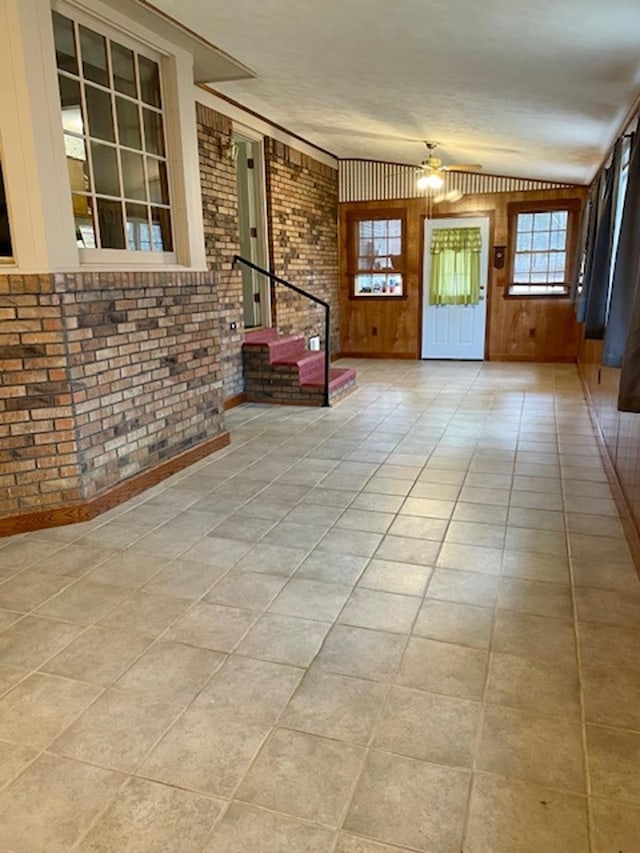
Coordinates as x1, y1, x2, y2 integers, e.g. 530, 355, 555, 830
570, 180, 597, 308
576, 171, 604, 322
582, 139, 623, 339
603, 126, 640, 367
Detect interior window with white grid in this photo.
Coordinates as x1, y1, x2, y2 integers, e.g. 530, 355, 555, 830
354, 218, 403, 296
509, 210, 569, 296
52, 11, 173, 253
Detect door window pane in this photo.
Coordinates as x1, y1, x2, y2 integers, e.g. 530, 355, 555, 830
91, 142, 120, 196
138, 56, 162, 107
126, 203, 151, 250
111, 43, 137, 97
53, 12, 78, 75
121, 150, 146, 200
96, 198, 125, 248
85, 86, 114, 142
59, 76, 84, 135
143, 108, 165, 156
80, 26, 109, 87
116, 97, 141, 150
147, 158, 169, 205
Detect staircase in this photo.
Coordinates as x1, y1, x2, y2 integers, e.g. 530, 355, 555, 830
243, 329, 356, 406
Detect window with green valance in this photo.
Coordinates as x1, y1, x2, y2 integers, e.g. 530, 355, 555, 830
429, 226, 482, 305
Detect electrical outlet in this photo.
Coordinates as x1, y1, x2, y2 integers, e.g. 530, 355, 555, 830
229, 322, 237, 330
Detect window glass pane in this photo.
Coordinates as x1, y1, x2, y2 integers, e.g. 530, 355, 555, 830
116, 97, 141, 150
80, 26, 109, 87
518, 213, 533, 231
143, 108, 165, 156
532, 253, 548, 272
59, 76, 84, 135
65, 136, 89, 195
53, 13, 78, 75
354, 273, 402, 296
147, 158, 169, 204
552, 252, 566, 272
150, 206, 173, 251
550, 230, 565, 250
91, 142, 120, 196
111, 42, 136, 97
0, 161, 13, 258
85, 86, 114, 141
516, 231, 532, 251
126, 203, 151, 250
359, 221, 373, 240
533, 212, 551, 230
73, 195, 96, 248
533, 231, 550, 251
515, 255, 530, 275
373, 221, 387, 238
138, 56, 161, 107
551, 211, 568, 229
96, 198, 125, 248
121, 150, 146, 200
388, 220, 401, 237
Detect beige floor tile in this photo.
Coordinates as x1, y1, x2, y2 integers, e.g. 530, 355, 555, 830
52, 687, 179, 771
35, 579, 133, 625
142, 559, 228, 599
498, 577, 573, 619
567, 513, 625, 538
78, 777, 224, 853
42, 626, 152, 685
464, 774, 588, 853
99, 589, 190, 636
387, 515, 448, 541
413, 599, 493, 649
417, 468, 466, 486
87, 550, 169, 588
453, 502, 508, 525
478, 705, 585, 792
582, 665, 640, 730
572, 558, 640, 592
115, 640, 225, 704
465, 471, 512, 489
0, 608, 20, 632
358, 559, 431, 596
344, 749, 469, 852
351, 493, 406, 513
589, 796, 640, 853
505, 527, 566, 556
263, 521, 327, 549
374, 685, 480, 768
507, 507, 565, 531
335, 835, 414, 852
575, 586, 640, 628
564, 495, 619, 517
363, 478, 413, 497
512, 474, 562, 493
237, 613, 330, 666
437, 542, 503, 575
204, 801, 334, 852
0, 753, 122, 853
78, 522, 146, 551
0, 664, 26, 699
280, 669, 387, 744
0, 571, 74, 612
587, 725, 640, 803
0, 673, 101, 748
195, 655, 302, 722
141, 706, 269, 796
318, 528, 384, 558
399, 497, 455, 519
166, 602, 257, 652
492, 610, 576, 662
313, 624, 406, 682
374, 535, 440, 566
336, 509, 395, 534
502, 549, 569, 583
209, 515, 276, 543
578, 622, 640, 672
339, 588, 420, 634
235, 543, 309, 576
268, 578, 352, 622
0, 615, 83, 669
0, 539, 65, 571
570, 533, 632, 564
427, 568, 501, 607
446, 521, 506, 549
236, 728, 364, 826
181, 536, 252, 568
30, 543, 113, 578
458, 486, 511, 506
486, 652, 580, 718
295, 552, 368, 585
510, 490, 564, 511
397, 637, 488, 700
0, 740, 38, 788
206, 570, 286, 610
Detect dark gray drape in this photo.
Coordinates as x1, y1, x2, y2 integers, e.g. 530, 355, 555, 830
603, 127, 640, 367
576, 171, 604, 322
571, 180, 598, 308
618, 266, 640, 410
583, 139, 623, 339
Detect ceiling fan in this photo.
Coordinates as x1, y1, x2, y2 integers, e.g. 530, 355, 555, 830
415, 142, 482, 191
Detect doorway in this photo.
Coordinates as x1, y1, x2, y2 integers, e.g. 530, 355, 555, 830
422, 216, 490, 359
234, 133, 270, 329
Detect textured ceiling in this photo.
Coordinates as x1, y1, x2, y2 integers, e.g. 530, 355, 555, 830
151, 0, 640, 183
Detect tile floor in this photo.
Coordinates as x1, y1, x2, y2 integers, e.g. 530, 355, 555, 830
0, 359, 639, 852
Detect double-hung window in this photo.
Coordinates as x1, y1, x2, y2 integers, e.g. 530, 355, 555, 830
507, 200, 581, 297
348, 213, 406, 297
52, 10, 173, 258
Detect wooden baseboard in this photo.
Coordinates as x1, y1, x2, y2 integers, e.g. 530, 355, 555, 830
0, 431, 230, 538
339, 351, 417, 360
577, 360, 640, 573
489, 355, 577, 363
223, 392, 247, 410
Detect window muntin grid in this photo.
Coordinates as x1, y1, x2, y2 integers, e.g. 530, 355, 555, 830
354, 218, 403, 296
53, 11, 173, 253
510, 209, 569, 296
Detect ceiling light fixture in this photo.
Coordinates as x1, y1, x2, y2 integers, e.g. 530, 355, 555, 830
417, 171, 444, 190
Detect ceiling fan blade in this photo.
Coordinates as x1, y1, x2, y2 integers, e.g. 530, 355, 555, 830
442, 164, 482, 172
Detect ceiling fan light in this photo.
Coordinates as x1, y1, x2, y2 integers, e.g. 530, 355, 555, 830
425, 172, 444, 189
416, 174, 430, 190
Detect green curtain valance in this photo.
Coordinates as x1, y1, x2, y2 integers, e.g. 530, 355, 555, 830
430, 227, 482, 254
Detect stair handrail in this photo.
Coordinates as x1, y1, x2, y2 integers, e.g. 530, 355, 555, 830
232, 255, 331, 407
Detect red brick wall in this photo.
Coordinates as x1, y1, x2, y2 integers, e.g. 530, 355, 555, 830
197, 103, 244, 399
1, 269, 225, 515
0, 276, 82, 515
264, 138, 339, 352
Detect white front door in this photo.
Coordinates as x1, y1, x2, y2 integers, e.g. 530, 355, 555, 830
422, 216, 490, 360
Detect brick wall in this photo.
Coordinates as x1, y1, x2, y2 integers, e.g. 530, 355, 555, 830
197, 102, 244, 399
0, 269, 225, 515
0, 276, 82, 515
264, 138, 340, 352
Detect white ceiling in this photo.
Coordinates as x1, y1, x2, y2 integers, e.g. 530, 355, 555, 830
151, 0, 640, 184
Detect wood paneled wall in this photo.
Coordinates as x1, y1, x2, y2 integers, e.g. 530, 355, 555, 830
339, 187, 586, 360
578, 337, 640, 538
